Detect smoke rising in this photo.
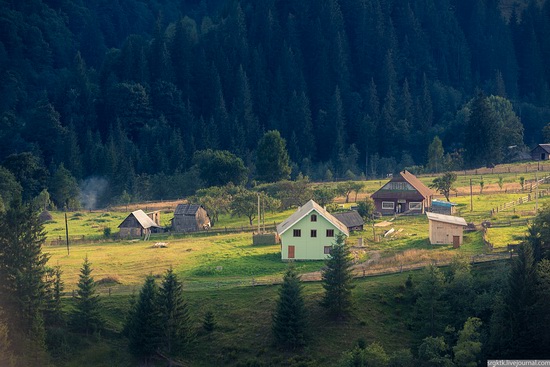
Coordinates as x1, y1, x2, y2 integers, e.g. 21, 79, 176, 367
80, 177, 108, 210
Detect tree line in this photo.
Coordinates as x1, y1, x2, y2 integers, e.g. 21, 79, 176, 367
2, 0, 550, 207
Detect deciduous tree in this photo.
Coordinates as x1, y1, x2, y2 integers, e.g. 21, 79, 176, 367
429, 173, 457, 201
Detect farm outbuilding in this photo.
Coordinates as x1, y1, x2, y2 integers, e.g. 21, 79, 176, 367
277, 199, 349, 260
118, 210, 161, 240
530, 144, 550, 161
171, 204, 210, 233
332, 211, 365, 231
426, 212, 467, 247
371, 170, 435, 216
430, 199, 458, 215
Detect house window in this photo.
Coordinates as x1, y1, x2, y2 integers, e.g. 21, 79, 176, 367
311, 229, 317, 237
311, 214, 317, 222
324, 246, 332, 254
409, 202, 422, 210
326, 229, 335, 237
382, 201, 395, 210
293, 229, 301, 237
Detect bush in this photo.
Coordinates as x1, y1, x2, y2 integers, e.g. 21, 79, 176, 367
103, 227, 111, 238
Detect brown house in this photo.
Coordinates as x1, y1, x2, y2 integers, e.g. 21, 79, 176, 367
332, 211, 365, 231
426, 212, 467, 247
531, 144, 550, 161
371, 170, 435, 216
171, 204, 210, 233
118, 210, 161, 240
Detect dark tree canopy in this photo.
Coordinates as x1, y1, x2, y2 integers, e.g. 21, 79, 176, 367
255, 130, 291, 183
1, 0, 550, 203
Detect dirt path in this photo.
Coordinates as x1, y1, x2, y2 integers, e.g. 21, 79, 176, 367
299, 250, 381, 282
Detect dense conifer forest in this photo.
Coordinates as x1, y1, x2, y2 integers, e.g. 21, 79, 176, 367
1, 0, 550, 207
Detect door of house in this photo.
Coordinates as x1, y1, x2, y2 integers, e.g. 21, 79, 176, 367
542, 153, 546, 160
288, 245, 295, 259
453, 236, 460, 248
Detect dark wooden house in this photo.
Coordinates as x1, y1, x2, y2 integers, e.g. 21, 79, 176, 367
371, 170, 435, 216
118, 209, 161, 240
171, 204, 210, 233
531, 144, 550, 161
333, 211, 365, 231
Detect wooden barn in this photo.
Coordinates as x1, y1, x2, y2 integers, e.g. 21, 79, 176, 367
171, 204, 210, 233
118, 210, 161, 240
531, 144, 550, 161
426, 212, 467, 247
371, 170, 435, 216
333, 211, 365, 231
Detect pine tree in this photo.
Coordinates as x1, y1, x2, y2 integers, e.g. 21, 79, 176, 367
320, 234, 355, 319
0, 202, 49, 357
126, 275, 161, 363
256, 130, 291, 183
503, 242, 538, 357
415, 264, 446, 338
71, 256, 103, 335
272, 264, 308, 348
44, 265, 65, 326
202, 311, 216, 334
158, 268, 194, 357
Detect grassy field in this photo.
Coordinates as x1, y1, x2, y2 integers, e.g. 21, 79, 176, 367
45, 164, 548, 366
60, 271, 418, 367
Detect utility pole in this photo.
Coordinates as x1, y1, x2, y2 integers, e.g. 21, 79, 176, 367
535, 171, 538, 212
470, 178, 473, 212
65, 212, 70, 255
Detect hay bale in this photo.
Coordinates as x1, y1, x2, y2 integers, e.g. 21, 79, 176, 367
39, 210, 53, 223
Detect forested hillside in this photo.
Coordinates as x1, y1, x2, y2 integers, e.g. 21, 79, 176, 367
1, 0, 550, 207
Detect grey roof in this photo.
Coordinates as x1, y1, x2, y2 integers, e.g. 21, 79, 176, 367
276, 200, 349, 237
332, 211, 365, 229
532, 144, 550, 154
174, 204, 202, 216
119, 210, 160, 229
426, 212, 467, 226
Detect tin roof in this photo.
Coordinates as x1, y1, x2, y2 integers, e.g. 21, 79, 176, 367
532, 144, 550, 154
174, 204, 202, 216
276, 200, 349, 237
426, 212, 467, 226
371, 170, 435, 200
118, 210, 160, 229
332, 211, 365, 229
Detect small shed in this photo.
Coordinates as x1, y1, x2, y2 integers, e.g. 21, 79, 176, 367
426, 212, 467, 247
531, 144, 550, 161
172, 204, 210, 233
430, 199, 458, 215
332, 211, 365, 231
118, 210, 161, 240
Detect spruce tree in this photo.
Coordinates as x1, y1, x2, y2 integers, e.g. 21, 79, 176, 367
45, 265, 65, 326
415, 264, 446, 338
126, 275, 161, 363
0, 202, 49, 359
158, 268, 194, 357
272, 264, 308, 348
503, 242, 538, 357
320, 234, 355, 319
203, 311, 216, 333
71, 256, 103, 335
